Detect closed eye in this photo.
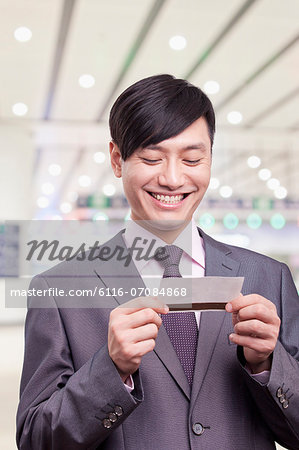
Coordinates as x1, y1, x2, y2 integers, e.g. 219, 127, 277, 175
142, 158, 160, 164
141, 158, 201, 164
184, 159, 201, 164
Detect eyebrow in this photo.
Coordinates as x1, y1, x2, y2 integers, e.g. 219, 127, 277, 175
143, 143, 208, 151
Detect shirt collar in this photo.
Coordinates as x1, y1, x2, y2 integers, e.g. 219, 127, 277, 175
123, 218, 205, 271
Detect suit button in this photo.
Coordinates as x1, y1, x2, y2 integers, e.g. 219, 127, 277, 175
276, 387, 283, 398
102, 418, 112, 429
279, 394, 286, 404
114, 405, 123, 417
192, 423, 204, 436
282, 399, 289, 409
108, 412, 118, 423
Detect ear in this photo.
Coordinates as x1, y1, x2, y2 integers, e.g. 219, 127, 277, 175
109, 141, 122, 178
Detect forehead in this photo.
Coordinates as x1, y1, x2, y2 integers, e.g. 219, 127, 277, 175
141, 117, 211, 153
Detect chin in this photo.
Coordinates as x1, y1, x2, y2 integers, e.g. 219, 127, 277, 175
145, 218, 189, 231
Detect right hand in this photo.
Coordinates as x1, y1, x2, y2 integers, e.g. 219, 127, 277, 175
108, 297, 169, 381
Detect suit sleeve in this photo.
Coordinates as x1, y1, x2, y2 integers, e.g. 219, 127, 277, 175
238, 263, 299, 449
16, 275, 143, 450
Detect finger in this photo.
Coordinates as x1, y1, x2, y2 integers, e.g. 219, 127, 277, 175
234, 319, 273, 339
127, 308, 163, 329
229, 333, 274, 355
226, 293, 243, 313
129, 323, 159, 343
226, 294, 275, 313
232, 311, 239, 327
133, 338, 156, 357
235, 304, 279, 325
109, 308, 163, 335
116, 296, 169, 315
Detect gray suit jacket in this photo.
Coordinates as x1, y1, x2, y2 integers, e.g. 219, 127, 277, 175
16, 228, 299, 449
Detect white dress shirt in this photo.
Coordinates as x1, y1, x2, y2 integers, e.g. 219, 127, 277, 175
121, 218, 269, 389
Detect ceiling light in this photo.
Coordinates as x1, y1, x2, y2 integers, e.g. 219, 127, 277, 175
267, 178, 280, 190
41, 182, 54, 195
274, 186, 288, 199
258, 168, 271, 181
209, 177, 220, 189
246, 213, 262, 229
12, 102, 28, 116
219, 185, 233, 198
60, 202, 72, 214
169, 35, 187, 51
78, 175, 91, 187
103, 184, 116, 196
48, 164, 61, 176
78, 74, 95, 88
247, 155, 261, 168
270, 213, 286, 230
227, 111, 243, 125
223, 213, 239, 230
14, 26, 32, 42
204, 81, 220, 95
199, 213, 215, 229
37, 196, 49, 208
93, 152, 106, 164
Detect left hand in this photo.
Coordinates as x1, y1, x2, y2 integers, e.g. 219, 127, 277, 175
226, 294, 281, 373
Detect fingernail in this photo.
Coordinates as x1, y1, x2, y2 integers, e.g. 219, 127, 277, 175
229, 333, 235, 341
226, 303, 232, 312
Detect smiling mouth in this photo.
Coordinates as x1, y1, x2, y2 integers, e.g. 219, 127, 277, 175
147, 192, 190, 204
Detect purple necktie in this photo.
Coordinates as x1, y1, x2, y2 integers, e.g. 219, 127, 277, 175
156, 245, 198, 385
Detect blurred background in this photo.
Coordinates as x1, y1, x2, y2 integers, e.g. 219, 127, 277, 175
0, 0, 298, 448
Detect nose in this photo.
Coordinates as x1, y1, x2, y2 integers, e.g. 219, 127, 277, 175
158, 159, 185, 190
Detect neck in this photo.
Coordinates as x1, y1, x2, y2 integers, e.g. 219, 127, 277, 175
132, 219, 191, 244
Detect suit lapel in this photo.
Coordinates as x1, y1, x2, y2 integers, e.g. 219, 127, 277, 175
153, 324, 191, 400
93, 229, 191, 400
191, 229, 241, 404
93, 229, 145, 306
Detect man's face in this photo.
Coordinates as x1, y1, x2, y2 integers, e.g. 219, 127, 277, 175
110, 117, 212, 229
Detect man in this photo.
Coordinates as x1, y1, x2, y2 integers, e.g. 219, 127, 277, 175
17, 74, 299, 449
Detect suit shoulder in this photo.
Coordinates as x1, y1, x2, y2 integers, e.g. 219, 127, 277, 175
201, 229, 284, 268
227, 243, 282, 267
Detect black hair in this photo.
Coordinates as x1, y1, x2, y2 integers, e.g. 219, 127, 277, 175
109, 74, 215, 160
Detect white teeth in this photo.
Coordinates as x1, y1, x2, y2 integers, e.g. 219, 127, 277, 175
151, 193, 184, 204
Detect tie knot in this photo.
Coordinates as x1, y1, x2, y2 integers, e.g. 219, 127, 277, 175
154, 245, 183, 278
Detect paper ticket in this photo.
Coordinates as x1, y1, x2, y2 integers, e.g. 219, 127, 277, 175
158, 276, 244, 311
